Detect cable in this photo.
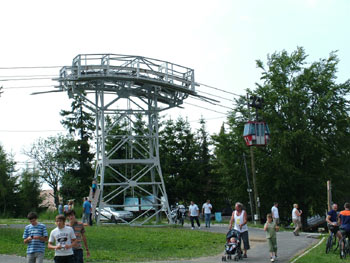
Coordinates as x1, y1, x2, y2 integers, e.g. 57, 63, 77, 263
190, 96, 234, 110
0, 77, 55, 81
188, 116, 226, 123
184, 102, 228, 115
3, 85, 55, 89
196, 82, 242, 97
0, 74, 57, 78
196, 90, 236, 102
0, 66, 63, 69
0, 129, 65, 133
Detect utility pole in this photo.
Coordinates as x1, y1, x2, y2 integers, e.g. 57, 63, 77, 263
246, 94, 264, 224
243, 153, 255, 224
249, 147, 260, 223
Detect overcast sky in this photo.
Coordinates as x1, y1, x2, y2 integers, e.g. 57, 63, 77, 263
0, 0, 349, 169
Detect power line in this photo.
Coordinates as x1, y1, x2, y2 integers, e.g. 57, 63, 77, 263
197, 82, 242, 97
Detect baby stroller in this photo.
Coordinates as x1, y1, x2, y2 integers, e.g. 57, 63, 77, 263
222, 229, 243, 261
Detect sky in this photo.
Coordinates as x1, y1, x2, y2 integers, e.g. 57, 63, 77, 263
0, 0, 349, 172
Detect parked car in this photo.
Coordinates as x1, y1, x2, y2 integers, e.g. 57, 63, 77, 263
96, 206, 134, 223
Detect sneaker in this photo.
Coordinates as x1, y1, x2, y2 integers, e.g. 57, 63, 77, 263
191, 227, 194, 230
271, 258, 275, 262
243, 254, 247, 258
293, 231, 297, 236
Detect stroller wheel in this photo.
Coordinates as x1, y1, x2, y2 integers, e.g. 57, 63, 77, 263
227, 255, 232, 260
222, 256, 226, 261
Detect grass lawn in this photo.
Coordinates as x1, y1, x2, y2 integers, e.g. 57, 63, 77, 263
0, 225, 225, 262
292, 235, 345, 263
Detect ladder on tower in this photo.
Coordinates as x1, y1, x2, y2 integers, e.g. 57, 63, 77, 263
88, 187, 100, 219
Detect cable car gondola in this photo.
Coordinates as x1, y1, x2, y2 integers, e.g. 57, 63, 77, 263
243, 121, 270, 146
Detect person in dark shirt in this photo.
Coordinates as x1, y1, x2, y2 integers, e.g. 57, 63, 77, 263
339, 203, 350, 256
326, 203, 341, 241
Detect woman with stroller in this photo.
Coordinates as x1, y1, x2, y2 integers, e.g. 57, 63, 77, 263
229, 202, 250, 258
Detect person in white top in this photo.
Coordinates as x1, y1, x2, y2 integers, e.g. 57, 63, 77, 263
202, 200, 213, 228
229, 202, 250, 258
188, 201, 201, 230
48, 214, 77, 263
292, 203, 302, 236
271, 202, 280, 225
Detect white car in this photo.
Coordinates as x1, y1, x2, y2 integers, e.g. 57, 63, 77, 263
96, 206, 134, 223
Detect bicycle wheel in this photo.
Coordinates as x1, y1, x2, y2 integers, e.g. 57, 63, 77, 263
326, 234, 333, 254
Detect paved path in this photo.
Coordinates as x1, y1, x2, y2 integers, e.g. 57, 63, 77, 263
0, 224, 319, 263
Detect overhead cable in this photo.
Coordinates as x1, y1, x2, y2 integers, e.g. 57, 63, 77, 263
196, 82, 242, 97
184, 102, 227, 115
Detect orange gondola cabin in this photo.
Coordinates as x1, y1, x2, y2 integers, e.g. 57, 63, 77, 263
243, 121, 270, 146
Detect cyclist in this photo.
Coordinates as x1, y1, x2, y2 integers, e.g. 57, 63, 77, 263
327, 203, 342, 241
338, 203, 350, 256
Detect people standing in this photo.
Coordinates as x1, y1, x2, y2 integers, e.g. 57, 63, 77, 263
339, 202, 350, 257
68, 200, 74, 211
92, 180, 97, 199
271, 202, 280, 225
326, 203, 341, 241
66, 210, 90, 263
188, 201, 200, 230
229, 202, 250, 258
202, 200, 213, 228
64, 203, 69, 215
23, 212, 48, 263
58, 203, 63, 215
264, 213, 279, 262
82, 197, 92, 225
48, 215, 77, 263
292, 203, 302, 236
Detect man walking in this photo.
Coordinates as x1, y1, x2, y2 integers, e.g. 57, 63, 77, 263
202, 200, 213, 228
82, 197, 92, 225
271, 202, 280, 225
23, 212, 48, 263
292, 203, 302, 236
66, 210, 90, 263
189, 201, 200, 230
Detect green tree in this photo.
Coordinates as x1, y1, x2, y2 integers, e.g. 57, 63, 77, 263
253, 47, 350, 225
24, 134, 78, 208
17, 168, 43, 216
60, 96, 95, 201
0, 144, 17, 216
159, 117, 200, 205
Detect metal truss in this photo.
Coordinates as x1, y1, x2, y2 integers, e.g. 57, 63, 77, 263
55, 54, 198, 225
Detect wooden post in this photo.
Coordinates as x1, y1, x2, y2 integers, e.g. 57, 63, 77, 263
327, 180, 332, 211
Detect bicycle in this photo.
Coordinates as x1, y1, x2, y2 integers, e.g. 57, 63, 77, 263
339, 234, 350, 259
326, 225, 339, 253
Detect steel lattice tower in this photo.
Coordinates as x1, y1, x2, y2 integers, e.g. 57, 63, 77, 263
56, 54, 199, 225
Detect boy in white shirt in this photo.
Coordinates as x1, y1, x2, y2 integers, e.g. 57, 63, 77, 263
48, 215, 77, 263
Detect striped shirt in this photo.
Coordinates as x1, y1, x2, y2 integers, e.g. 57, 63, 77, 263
23, 223, 48, 254
69, 222, 85, 250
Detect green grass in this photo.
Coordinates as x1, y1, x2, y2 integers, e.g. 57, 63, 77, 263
0, 225, 224, 262
292, 235, 345, 263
